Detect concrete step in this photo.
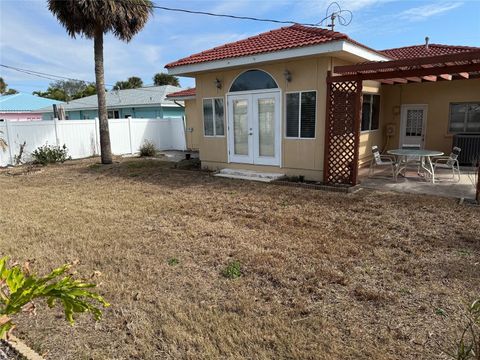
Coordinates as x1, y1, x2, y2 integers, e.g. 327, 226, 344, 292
214, 168, 286, 183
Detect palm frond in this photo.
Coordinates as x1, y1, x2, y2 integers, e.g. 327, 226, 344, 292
47, 0, 153, 41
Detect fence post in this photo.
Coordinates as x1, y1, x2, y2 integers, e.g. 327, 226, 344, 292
94, 117, 100, 155
53, 118, 60, 146
181, 115, 188, 151
4, 120, 14, 165
127, 116, 134, 154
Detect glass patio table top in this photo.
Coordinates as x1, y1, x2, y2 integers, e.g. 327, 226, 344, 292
387, 149, 444, 157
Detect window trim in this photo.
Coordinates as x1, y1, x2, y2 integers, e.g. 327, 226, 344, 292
202, 97, 225, 137
448, 101, 480, 134
107, 109, 120, 119
284, 90, 317, 140
360, 93, 380, 133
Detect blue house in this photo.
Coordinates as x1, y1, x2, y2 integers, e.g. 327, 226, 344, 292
39, 85, 185, 120
0, 93, 61, 121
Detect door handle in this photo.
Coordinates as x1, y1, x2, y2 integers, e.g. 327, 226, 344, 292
248, 132, 253, 136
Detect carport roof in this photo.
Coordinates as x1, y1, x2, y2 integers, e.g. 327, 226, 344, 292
329, 50, 480, 84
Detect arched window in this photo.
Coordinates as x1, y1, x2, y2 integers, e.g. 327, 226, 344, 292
229, 70, 278, 92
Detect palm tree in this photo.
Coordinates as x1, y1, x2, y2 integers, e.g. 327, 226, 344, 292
48, 0, 153, 164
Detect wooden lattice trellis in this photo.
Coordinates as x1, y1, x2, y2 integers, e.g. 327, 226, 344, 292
324, 79, 361, 185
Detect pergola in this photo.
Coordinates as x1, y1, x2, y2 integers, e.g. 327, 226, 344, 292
323, 50, 480, 199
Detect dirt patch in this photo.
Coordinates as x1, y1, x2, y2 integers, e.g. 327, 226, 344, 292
0, 157, 479, 359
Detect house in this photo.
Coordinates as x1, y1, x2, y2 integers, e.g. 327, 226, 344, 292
0, 93, 61, 121
39, 85, 185, 120
165, 24, 480, 184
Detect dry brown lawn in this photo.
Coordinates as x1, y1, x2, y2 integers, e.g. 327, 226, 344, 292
0, 158, 479, 360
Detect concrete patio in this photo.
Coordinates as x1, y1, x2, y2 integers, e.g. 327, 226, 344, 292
358, 166, 478, 200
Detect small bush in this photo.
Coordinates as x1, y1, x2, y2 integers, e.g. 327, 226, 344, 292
139, 141, 156, 157
32, 144, 70, 165
222, 260, 242, 279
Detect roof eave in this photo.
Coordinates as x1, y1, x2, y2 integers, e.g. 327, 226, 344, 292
166, 40, 391, 76
166, 96, 196, 101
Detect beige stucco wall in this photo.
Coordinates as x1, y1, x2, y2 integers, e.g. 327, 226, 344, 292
192, 56, 343, 180
381, 79, 480, 155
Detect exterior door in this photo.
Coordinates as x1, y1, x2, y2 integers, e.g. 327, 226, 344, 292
227, 92, 280, 166
400, 105, 427, 148
228, 95, 253, 164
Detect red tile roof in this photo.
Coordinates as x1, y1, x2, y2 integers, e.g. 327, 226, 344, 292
166, 88, 196, 98
380, 44, 480, 60
165, 24, 384, 68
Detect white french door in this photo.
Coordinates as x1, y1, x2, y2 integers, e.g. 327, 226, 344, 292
400, 105, 428, 148
227, 91, 281, 166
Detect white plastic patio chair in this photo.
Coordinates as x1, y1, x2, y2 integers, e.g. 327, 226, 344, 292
369, 145, 397, 180
433, 147, 461, 182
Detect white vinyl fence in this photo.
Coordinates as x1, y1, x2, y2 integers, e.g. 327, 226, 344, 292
0, 118, 186, 166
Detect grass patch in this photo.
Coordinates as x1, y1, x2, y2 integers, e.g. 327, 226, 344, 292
222, 260, 242, 279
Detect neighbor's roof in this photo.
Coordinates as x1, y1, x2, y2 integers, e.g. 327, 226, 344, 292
0, 93, 62, 112
165, 24, 386, 69
380, 44, 480, 60
166, 88, 196, 100
38, 85, 184, 112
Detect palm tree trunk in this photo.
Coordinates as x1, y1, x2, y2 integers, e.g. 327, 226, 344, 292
94, 28, 112, 164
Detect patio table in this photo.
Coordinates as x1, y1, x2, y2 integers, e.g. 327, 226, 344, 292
387, 149, 444, 183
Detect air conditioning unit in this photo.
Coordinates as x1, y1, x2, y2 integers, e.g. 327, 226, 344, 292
453, 134, 480, 165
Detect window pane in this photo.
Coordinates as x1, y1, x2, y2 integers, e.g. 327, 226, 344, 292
258, 98, 275, 157
449, 103, 467, 133
203, 99, 214, 136
466, 103, 480, 133
371, 95, 380, 130
286, 93, 299, 137
233, 99, 249, 155
361, 95, 372, 131
230, 70, 278, 92
214, 99, 224, 136
300, 91, 316, 138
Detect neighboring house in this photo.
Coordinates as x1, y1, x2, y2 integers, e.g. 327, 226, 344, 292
0, 93, 62, 121
39, 85, 185, 120
166, 88, 197, 150
165, 24, 480, 184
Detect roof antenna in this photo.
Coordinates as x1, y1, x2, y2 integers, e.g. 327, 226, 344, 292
327, 13, 336, 31
425, 36, 430, 51
318, 2, 352, 30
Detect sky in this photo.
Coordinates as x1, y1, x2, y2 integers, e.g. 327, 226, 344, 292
0, 0, 479, 94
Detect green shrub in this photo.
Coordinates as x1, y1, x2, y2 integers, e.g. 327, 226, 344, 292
31, 144, 70, 165
222, 260, 242, 279
0, 257, 109, 339
0, 130, 7, 151
139, 141, 156, 157
167, 258, 179, 266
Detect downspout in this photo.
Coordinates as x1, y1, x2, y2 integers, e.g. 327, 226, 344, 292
173, 100, 188, 151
